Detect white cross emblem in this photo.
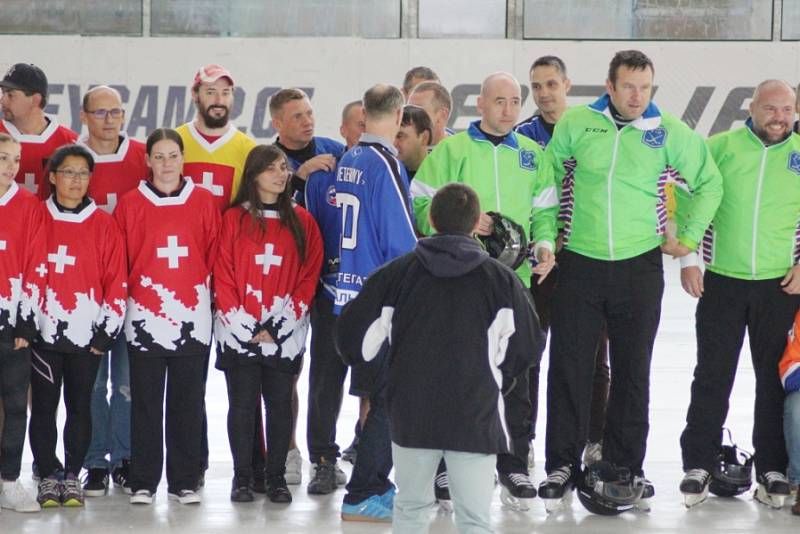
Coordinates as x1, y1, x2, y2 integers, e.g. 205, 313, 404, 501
200, 171, 224, 196
23, 172, 37, 194
48, 245, 75, 274
35, 263, 47, 277
0, 240, 5, 251
99, 193, 117, 213
157, 235, 188, 269
254, 243, 283, 275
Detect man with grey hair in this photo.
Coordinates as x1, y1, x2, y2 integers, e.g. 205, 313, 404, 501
516, 55, 572, 148
339, 99, 365, 149
412, 71, 558, 512
408, 81, 452, 147
335, 83, 416, 522
402, 66, 440, 99
78, 85, 147, 497
679, 79, 800, 509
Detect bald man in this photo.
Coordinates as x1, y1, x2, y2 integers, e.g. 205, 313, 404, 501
411, 71, 557, 511
678, 79, 800, 509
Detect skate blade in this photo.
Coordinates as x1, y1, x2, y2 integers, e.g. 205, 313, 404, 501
682, 485, 709, 509
436, 499, 454, 514
542, 491, 572, 514
754, 486, 787, 509
500, 487, 531, 512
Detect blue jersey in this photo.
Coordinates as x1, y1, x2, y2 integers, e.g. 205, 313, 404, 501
284, 136, 345, 207
334, 135, 417, 313
305, 166, 340, 301
514, 114, 551, 148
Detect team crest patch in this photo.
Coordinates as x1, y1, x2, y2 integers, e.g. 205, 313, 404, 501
642, 127, 667, 148
519, 150, 536, 170
326, 185, 337, 206
788, 152, 800, 175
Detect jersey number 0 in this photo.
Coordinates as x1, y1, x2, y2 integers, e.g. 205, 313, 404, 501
338, 192, 360, 250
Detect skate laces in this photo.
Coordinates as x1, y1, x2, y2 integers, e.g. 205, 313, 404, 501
508, 473, 534, 488
545, 466, 572, 484
435, 472, 449, 489
762, 471, 787, 484
684, 468, 709, 482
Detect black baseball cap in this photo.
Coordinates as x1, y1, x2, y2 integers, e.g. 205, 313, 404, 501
0, 63, 48, 98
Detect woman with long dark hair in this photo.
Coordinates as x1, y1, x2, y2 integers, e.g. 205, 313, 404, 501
214, 145, 322, 503
114, 128, 221, 505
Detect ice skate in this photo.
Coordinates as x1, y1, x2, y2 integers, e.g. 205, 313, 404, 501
499, 472, 537, 512
754, 471, 790, 509
538, 466, 575, 513
680, 468, 710, 509
434, 471, 453, 513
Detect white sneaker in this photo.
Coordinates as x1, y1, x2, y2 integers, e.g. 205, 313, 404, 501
310, 462, 347, 485
168, 489, 201, 505
285, 448, 302, 485
0, 480, 41, 512
130, 489, 154, 505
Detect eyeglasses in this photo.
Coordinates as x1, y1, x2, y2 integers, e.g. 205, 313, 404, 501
55, 169, 91, 181
85, 108, 124, 119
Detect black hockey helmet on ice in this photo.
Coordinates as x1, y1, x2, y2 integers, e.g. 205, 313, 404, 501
477, 211, 528, 270
709, 429, 753, 498
576, 461, 645, 516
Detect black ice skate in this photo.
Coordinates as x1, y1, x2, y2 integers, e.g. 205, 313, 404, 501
498, 472, 537, 512
754, 471, 790, 509
538, 465, 575, 513
680, 468, 710, 509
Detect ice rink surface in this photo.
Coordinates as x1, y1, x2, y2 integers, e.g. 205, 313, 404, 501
5, 256, 798, 533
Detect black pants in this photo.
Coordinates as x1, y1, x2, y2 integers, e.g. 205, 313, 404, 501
307, 294, 348, 464
531, 267, 610, 444
29, 348, 100, 478
225, 363, 294, 481
344, 394, 393, 504
129, 349, 206, 493
545, 248, 664, 475
496, 370, 532, 474
0, 343, 30, 480
681, 271, 798, 475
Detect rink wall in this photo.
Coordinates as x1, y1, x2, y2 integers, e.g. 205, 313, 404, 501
0, 36, 798, 141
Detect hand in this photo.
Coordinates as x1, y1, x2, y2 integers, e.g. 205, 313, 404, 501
661, 237, 692, 258
89, 347, 104, 355
295, 154, 337, 180
474, 212, 493, 236
249, 330, 274, 344
782, 265, 800, 295
680, 266, 704, 298
13, 338, 29, 350
532, 248, 556, 283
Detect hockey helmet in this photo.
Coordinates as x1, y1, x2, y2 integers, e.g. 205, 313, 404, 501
709, 429, 753, 497
576, 461, 645, 516
477, 212, 528, 270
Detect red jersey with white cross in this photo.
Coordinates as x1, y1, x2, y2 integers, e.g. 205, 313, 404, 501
0, 183, 47, 343
38, 198, 127, 353
213, 204, 322, 372
80, 134, 148, 213
114, 179, 221, 355
0, 117, 78, 199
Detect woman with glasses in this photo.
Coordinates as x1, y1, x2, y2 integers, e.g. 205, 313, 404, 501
29, 144, 127, 508
113, 128, 220, 506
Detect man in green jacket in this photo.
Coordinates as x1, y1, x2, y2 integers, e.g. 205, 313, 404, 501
538, 50, 723, 514
677, 79, 800, 509
411, 71, 557, 510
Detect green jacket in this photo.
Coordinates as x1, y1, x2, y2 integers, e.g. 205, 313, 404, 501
696, 122, 800, 280
411, 120, 558, 286
546, 94, 723, 261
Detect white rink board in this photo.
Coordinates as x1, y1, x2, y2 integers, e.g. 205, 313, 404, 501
0, 36, 798, 142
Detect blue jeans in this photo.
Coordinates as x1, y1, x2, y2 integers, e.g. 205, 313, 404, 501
785, 390, 800, 484
84, 335, 131, 470
343, 395, 393, 504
